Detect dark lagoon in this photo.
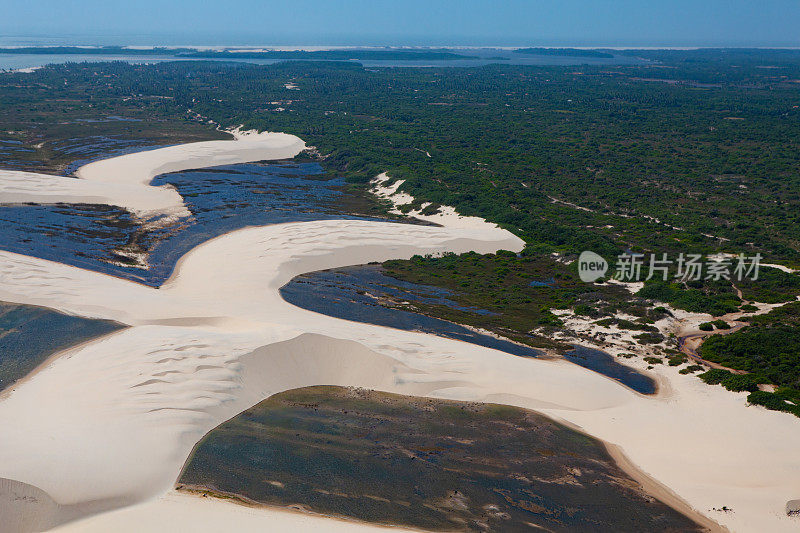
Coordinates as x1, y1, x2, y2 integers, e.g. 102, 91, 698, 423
281, 266, 656, 394
0, 301, 122, 392
179, 386, 701, 532
0, 160, 368, 285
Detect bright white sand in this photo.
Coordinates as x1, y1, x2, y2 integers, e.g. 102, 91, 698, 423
370, 173, 508, 230
762, 263, 797, 274
0, 138, 798, 533
0, 168, 186, 217
0, 131, 305, 218
52, 491, 417, 533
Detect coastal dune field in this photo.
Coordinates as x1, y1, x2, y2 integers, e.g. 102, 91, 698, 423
0, 132, 798, 533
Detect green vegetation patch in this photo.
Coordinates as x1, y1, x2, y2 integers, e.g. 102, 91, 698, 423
696, 303, 800, 416
381, 251, 650, 352
699, 320, 731, 331
0, 63, 227, 173
679, 365, 705, 374
747, 388, 800, 416
699, 302, 800, 389
698, 369, 765, 392
637, 279, 740, 316
666, 353, 688, 366
737, 267, 800, 304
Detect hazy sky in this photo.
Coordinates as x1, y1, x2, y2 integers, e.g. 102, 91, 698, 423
1, 0, 798, 47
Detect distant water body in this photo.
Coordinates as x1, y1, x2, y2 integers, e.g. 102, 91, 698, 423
0, 47, 647, 71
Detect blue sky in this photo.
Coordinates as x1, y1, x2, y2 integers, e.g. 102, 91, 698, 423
0, 0, 798, 47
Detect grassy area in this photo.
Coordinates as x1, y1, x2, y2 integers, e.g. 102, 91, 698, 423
178, 385, 704, 532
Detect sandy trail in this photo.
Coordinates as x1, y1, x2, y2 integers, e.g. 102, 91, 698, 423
0, 136, 797, 533
675, 296, 792, 372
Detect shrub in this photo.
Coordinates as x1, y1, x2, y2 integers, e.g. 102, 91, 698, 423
698, 322, 714, 331
699, 322, 800, 388
679, 364, 704, 374
537, 310, 563, 327
573, 304, 596, 317
667, 354, 688, 366
699, 369, 762, 392
719, 373, 760, 392
635, 332, 664, 344
699, 369, 730, 385
747, 391, 799, 416
617, 319, 658, 332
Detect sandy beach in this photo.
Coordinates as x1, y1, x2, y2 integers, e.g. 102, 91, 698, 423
0, 134, 798, 533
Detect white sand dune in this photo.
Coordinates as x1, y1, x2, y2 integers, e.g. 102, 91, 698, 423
370, 172, 493, 228
0, 169, 184, 217
0, 137, 798, 533
0, 131, 305, 218
51, 490, 417, 533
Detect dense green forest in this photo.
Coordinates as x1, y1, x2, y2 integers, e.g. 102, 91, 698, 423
3, 52, 800, 265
